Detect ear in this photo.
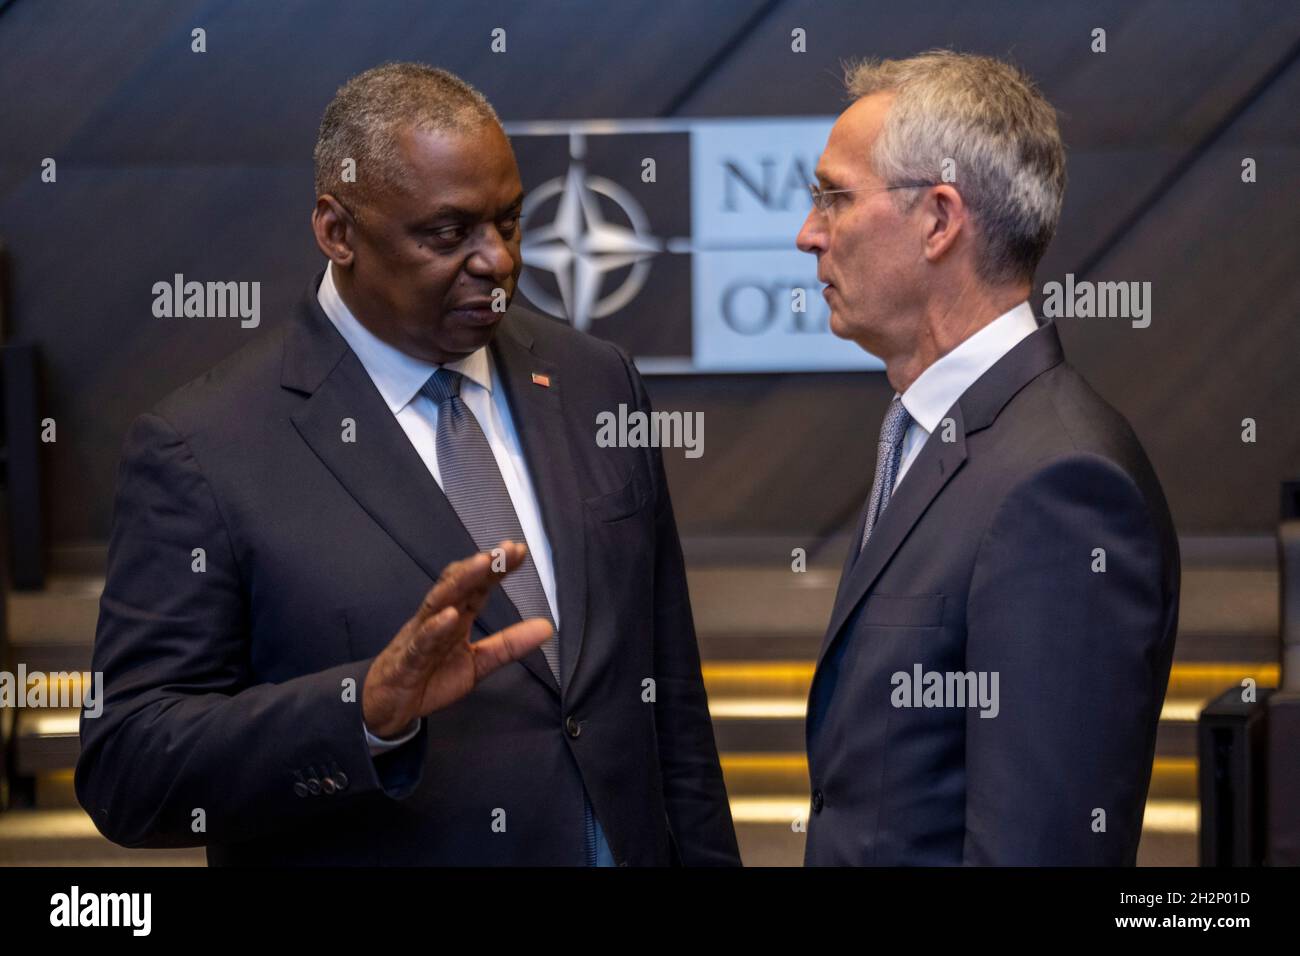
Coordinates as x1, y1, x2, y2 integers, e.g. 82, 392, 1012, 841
312, 195, 357, 268
920, 184, 966, 264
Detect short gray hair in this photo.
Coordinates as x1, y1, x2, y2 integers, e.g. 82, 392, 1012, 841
845, 50, 1066, 285
313, 62, 502, 213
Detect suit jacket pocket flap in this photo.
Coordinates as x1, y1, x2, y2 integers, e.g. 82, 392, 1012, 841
860, 593, 945, 627
583, 471, 645, 522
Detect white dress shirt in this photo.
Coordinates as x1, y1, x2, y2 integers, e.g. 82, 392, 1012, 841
894, 301, 1039, 489
316, 264, 560, 752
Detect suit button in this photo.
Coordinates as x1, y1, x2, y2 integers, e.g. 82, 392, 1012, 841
306, 776, 321, 796
321, 776, 337, 795
812, 789, 824, 813
333, 771, 349, 791
293, 782, 309, 798
565, 716, 581, 738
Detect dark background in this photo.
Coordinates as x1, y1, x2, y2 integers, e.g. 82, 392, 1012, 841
1, 0, 1297, 566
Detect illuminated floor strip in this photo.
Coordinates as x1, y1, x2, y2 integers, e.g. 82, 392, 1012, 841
24, 712, 82, 736
703, 662, 1277, 698
0, 809, 99, 839
1160, 699, 1207, 722
729, 797, 1199, 834
730, 798, 811, 825
711, 698, 806, 718
21, 697, 1222, 730
710, 696, 1217, 722
1143, 800, 1200, 833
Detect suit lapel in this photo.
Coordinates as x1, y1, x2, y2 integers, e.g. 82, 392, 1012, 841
814, 414, 967, 671
814, 319, 1068, 673
282, 278, 559, 695
830, 480, 875, 610
491, 315, 590, 697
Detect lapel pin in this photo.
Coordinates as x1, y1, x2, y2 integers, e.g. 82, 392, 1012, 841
531, 372, 551, 388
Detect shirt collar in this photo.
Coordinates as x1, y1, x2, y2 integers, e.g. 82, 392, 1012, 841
897, 301, 1039, 435
316, 263, 493, 414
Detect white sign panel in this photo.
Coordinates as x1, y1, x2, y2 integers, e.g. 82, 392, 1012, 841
505, 117, 884, 374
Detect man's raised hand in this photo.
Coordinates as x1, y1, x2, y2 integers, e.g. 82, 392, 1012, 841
361, 540, 553, 738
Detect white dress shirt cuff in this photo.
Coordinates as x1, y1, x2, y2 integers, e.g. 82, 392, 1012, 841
364, 716, 422, 756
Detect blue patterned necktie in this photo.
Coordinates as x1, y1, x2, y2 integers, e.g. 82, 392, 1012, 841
419, 367, 604, 865
860, 396, 913, 554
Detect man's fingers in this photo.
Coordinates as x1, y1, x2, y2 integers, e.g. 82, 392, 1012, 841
471, 618, 554, 682
416, 551, 492, 622
450, 541, 526, 621
415, 541, 529, 624
392, 605, 461, 684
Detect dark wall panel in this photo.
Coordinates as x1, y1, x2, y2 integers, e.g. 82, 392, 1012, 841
0, 0, 1296, 553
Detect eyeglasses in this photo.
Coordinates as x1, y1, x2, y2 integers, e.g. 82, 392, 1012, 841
807, 181, 941, 213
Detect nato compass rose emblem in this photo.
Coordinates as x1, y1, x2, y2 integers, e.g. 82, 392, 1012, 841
519, 132, 663, 331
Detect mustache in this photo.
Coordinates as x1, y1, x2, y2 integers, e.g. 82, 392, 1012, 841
451, 277, 515, 298
446, 281, 515, 311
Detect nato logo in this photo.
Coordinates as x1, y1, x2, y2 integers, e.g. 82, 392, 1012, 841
505, 118, 882, 374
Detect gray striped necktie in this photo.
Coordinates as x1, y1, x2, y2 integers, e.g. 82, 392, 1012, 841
859, 396, 913, 554
420, 368, 602, 864
419, 367, 560, 681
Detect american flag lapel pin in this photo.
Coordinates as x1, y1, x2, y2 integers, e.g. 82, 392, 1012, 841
531, 372, 551, 388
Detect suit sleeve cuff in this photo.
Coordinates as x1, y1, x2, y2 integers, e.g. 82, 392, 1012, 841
363, 715, 422, 755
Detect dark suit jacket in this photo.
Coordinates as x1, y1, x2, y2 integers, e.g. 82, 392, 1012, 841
75, 272, 740, 866
804, 319, 1179, 865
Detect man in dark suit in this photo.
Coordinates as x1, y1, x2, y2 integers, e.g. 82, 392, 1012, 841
796, 51, 1179, 865
75, 63, 740, 866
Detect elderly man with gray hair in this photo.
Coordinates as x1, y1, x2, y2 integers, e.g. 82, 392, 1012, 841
798, 50, 1179, 865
